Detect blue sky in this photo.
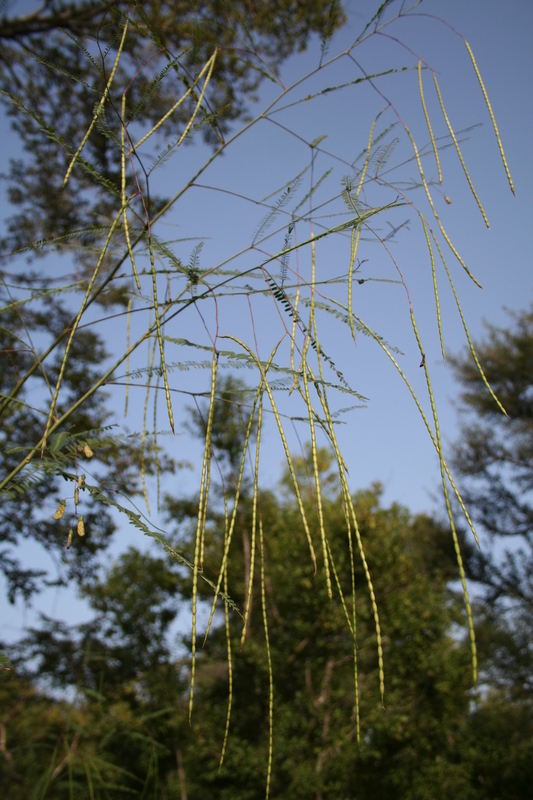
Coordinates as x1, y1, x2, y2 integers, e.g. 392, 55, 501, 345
1, 0, 532, 642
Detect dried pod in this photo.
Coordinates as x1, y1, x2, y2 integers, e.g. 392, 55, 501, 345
77, 516, 85, 537
74, 487, 79, 506
67, 529, 73, 549
53, 499, 66, 520
83, 444, 93, 458
444, 194, 452, 204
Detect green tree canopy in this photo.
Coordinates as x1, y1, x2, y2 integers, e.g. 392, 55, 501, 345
2, 476, 473, 798
451, 304, 533, 698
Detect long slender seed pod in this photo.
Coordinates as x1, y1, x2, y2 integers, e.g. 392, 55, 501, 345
147, 236, 174, 432
224, 335, 317, 573
241, 389, 263, 648
64, 18, 129, 185
41, 208, 123, 454
433, 73, 489, 228
132, 50, 217, 152
410, 309, 477, 684
219, 517, 233, 771
346, 505, 360, 744
314, 387, 384, 706
189, 352, 218, 722
301, 361, 331, 598
121, 94, 141, 292
403, 123, 482, 288
260, 518, 274, 799
200, 400, 214, 571
301, 236, 331, 599
326, 538, 353, 637
289, 234, 301, 396
323, 506, 360, 740
141, 336, 157, 514
420, 216, 445, 362
308, 318, 384, 707
154, 370, 161, 513
175, 52, 218, 148
329, 298, 480, 547
347, 490, 385, 705
203, 382, 263, 644
124, 296, 133, 417
355, 116, 378, 199
430, 229, 507, 416
348, 224, 362, 344
465, 39, 514, 194
418, 61, 442, 183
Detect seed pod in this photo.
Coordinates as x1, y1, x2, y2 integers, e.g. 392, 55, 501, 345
444, 194, 452, 204
74, 487, 79, 506
77, 516, 85, 537
53, 499, 66, 520
83, 444, 93, 458
67, 529, 73, 549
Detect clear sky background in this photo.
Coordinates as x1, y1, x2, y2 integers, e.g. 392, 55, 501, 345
1, 0, 532, 643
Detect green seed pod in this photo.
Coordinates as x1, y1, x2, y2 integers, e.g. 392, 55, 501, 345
53, 499, 66, 520
67, 529, 73, 549
77, 516, 85, 537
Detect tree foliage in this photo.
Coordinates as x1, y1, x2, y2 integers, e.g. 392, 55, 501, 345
0, 289, 174, 601
0, 477, 470, 795
3, 429, 533, 797
0, 0, 344, 260
451, 305, 533, 699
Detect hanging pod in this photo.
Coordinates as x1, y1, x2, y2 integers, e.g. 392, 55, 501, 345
53, 499, 66, 520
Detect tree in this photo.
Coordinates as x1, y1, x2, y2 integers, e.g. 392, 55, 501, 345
1, 549, 190, 797
451, 305, 533, 699
0, 289, 173, 602
1, 475, 475, 799
0, 0, 344, 260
